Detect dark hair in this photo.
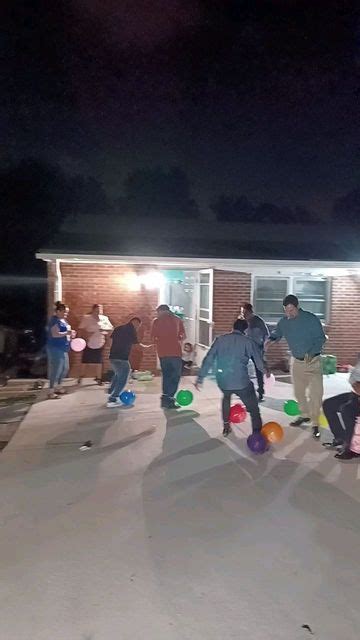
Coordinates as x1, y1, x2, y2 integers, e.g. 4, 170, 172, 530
233, 318, 248, 332
54, 300, 66, 312
129, 316, 141, 324
243, 303, 253, 312
92, 304, 101, 311
157, 304, 170, 312
283, 294, 299, 307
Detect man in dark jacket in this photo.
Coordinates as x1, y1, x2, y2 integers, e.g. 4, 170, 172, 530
195, 319, 264, 437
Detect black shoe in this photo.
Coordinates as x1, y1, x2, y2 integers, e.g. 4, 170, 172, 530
322, 439, 344, 449
161, 400, 179, 410
258, 393, 264, 403
223, 423, 232, 437
312, 426, 321, 439
335, 448, 360, 460
290, 417, 311, 427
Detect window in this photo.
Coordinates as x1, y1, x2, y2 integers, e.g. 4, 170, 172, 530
253, 278, 289, 323
253, 276, 328, 324
197, 270, 213, 347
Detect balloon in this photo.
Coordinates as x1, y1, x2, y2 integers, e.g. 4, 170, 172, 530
247, 432, 268, 454
264, 373, 276, 391
176, 389, 193, 406
261, 421, 284, 444
70, 338, 86, 352
229, 403, 247, 424
318, 412, 329, 429
119, 390, 136, 405
284, 399, 300, 416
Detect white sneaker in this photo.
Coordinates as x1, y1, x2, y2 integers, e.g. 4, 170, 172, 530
106, 399, 122, 408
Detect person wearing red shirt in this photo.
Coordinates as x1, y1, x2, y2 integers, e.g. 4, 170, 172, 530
151, 304, 186, 409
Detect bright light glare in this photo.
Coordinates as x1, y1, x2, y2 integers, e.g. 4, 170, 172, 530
121, 271, 164, 291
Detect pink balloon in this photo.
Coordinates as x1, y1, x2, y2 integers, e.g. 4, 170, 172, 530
264, 373, 276, 391
70, 338, 86, 352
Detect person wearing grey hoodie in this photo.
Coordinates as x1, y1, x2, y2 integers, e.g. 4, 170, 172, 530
322, 360, 360, 460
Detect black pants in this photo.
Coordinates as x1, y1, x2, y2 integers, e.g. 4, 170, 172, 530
221, 382, 262, 432
322, 392, 359, 444
251, 356, 264, 396
159, 356, 182, 403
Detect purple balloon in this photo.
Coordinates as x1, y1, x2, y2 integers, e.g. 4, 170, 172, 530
247, 432, 268, 454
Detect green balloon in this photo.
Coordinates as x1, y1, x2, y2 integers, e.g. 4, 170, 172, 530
284, 399, 300, 416
176, 390, 193, 407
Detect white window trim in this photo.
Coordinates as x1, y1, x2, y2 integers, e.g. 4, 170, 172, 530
251, 274, 330, 325
197, 269, 213, 348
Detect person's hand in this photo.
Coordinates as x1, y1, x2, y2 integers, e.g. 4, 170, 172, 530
264, 338, 271, 352
70, 330, 77, 339
194, 380, 203, 391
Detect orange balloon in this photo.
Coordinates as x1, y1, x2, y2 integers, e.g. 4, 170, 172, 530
261, 421, 284, 444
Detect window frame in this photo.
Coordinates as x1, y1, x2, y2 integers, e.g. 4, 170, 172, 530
251, 274, 330, 325
197, 269, 213, 348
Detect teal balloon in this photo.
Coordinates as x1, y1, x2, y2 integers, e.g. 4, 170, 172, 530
176, 390, 193, 407
284, 399, 300, 416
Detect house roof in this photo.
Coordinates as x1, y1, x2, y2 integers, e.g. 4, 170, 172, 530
36, 214, 360, 268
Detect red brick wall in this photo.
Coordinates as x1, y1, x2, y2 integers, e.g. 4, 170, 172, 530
213, 270, 251, 334
324, 276, 360, 365
60, 264, 159, 375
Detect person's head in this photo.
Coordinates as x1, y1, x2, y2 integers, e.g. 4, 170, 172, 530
54, 301, 68, 319
242, 303, 254, 321
156, 304, 170, 318
129, 316, 141, 330
233, 318, 248, 333
283, 294, 299, 319
349, 362, 360, 396
92, 304, 103, 316
184, 342, 193, 353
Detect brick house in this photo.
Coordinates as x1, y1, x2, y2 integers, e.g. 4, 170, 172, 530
37, 214, 360, 375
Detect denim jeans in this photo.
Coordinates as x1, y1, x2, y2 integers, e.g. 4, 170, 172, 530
160, 356, 182, 403
221, 382, 262, 432
323, 392, 359, 445
109, 359, 130, 402
47, 348, 69, 390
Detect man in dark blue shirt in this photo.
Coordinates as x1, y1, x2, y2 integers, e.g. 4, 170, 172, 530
107, 317, 141, 407
266, 294, 326, 438
243, 303, 269, 401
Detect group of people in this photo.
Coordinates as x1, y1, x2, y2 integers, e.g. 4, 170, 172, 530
46, 296, 360, 461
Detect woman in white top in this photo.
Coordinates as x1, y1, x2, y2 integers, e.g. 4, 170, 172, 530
77, 304, 113, 384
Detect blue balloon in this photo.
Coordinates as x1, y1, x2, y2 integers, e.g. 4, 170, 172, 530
119, 390, 136, 405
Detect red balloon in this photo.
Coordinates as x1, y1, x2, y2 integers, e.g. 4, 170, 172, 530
229, 403, 247, 424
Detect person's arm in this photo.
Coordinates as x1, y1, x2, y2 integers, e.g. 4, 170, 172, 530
50, 320, 69, 338
178, 319, 186, 342
265, 319, 283, 349
150, 319, 158, 345
196, 339, 218, 386
247, 339, 264, 373
307, 315, 326, 358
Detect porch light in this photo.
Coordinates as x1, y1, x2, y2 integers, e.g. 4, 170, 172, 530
122, 271, 164, 291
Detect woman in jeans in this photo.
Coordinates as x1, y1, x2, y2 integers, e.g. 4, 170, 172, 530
46, 301, 72, 399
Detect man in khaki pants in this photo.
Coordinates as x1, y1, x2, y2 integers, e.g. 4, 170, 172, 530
266, 294, 326, 439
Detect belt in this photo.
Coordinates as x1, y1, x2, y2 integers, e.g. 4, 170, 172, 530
295, 353, 320, 361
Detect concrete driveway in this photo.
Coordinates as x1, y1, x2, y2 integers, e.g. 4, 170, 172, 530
1, 374, 359, 640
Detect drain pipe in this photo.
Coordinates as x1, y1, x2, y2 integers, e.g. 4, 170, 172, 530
54, 259, 63, 302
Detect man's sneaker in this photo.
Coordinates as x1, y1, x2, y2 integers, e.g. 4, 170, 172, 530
161, 400, 179, 410
335, 448, 360, 461
258, 393, 264, 403
290, 417, 311, 427
312, 426, 321, 439
322, 438, 344, 449
106, 399, 122, 408
223, 423, 232, 437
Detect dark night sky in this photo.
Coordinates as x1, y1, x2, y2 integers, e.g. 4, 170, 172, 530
2, 0, 360, 214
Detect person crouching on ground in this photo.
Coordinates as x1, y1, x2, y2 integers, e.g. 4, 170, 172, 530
322, 360, 360, 460
151, 304, 186, 409
195, 319, 265, 437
